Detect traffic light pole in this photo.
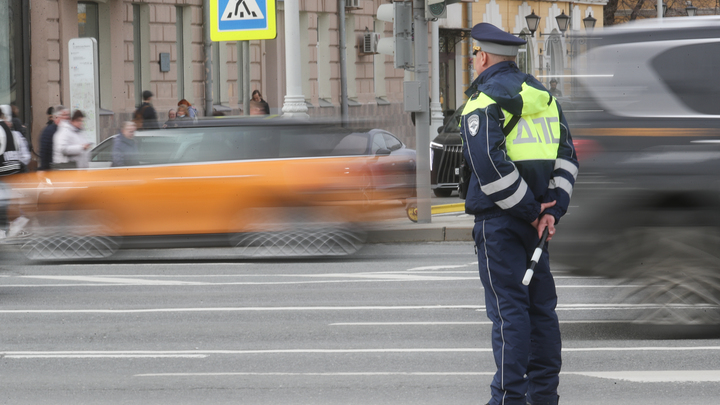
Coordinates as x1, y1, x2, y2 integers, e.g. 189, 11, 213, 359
413, 0, 432, 223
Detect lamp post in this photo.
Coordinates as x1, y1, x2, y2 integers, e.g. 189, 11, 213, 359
525, 11, 541, 37
686, 1, 698, 15
583, 13, 597, 32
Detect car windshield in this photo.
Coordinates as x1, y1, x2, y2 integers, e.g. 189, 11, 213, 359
112, 125, 373, 165
441, 106, 464, 133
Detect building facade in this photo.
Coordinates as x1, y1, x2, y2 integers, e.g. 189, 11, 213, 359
20, 0, 421, 150
9, 0, 608, 153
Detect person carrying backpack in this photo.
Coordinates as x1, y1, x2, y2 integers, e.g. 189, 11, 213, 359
134, 90, 159, 130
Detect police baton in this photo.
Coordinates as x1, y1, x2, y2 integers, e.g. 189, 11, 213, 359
522, 227, 549, 286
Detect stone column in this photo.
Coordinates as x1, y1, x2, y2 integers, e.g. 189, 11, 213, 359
281, 0, 308, 117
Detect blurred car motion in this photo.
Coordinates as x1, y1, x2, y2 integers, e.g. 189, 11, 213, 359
552, 16, 720, 325
6, 119, 416, 259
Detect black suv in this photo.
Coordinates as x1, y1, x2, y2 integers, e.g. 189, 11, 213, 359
430, 106, 464, 197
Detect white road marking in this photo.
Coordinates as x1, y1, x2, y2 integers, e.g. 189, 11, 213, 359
5, 354, 207, 359
21, 276, 207, 286
406, 265, 470, 271
135, 371, 497, 377
133, 370, 720, 383
567, 370, 720, 383
0, 305, 481, 314
330, 320, 630, 326
3, 273, 632, 288
0, 303, 705, 314
4, 347, 720, 359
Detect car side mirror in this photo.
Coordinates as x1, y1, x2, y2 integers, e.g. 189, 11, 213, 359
375, 148, 391, 156
437, 127, 443, 134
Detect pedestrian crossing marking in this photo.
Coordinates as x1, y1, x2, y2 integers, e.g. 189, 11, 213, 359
222, 0, 264, 21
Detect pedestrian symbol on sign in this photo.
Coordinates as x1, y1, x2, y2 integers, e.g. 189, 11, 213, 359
222, 0, 264, 21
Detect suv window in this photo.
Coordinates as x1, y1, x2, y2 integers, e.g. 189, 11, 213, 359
652, 42, 720, 115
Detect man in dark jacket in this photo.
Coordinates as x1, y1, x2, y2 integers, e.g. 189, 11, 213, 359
461, 23, 578, 405
39, 106, 69, 170
112, 121, 139, 167
134, 90, 159, 130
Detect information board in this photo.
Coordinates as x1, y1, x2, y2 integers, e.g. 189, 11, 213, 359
68, 38, 99, 144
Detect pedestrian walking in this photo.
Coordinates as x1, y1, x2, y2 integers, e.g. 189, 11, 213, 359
460, 23, 579, 405
39, 106, 69, 170
0, 105, 30, 170
53, 109, 92, 169
112, 121, 139, 167
134, 90, 159, 130
0, 108, 24, 238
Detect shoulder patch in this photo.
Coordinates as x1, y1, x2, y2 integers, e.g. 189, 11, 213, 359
467, 115, 480, 137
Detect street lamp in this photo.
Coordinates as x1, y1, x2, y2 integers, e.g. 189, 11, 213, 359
663, 2, 668, 16
525, 11, 574, 37
525, 10, 541, 37
686, 1, 698, 16
555, 11, 570, 34
583, 13, 597, 32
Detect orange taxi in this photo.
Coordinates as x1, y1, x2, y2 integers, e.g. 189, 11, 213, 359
7, 119, 417, 259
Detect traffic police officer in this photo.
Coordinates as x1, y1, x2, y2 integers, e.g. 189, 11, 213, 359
460, 23, 579, 405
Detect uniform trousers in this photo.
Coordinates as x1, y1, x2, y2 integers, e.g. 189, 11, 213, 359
473, 215, 562, 405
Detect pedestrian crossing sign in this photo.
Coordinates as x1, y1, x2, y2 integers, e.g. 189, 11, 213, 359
210, 0, 276, 41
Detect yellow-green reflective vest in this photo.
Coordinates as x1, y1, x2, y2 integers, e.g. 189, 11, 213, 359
462, 87, 560, 162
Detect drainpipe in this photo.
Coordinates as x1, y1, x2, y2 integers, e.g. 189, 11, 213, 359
203, 0, 213, 116
338, 0, 349, 126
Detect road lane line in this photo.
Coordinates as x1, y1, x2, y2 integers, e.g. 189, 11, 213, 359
135, 372, 497, 377
406, 265, 470, 271
330, 320, 632, 326
566, 370, 720, 383
5, 347, 720, 359
21, 276, 208, 286
132, 370, 720, 383
5, 354, 207, 359
0, 303, 708, 314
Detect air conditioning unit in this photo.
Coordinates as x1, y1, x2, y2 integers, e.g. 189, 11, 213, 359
362, 32, 380, 54
345, 0, 361, 10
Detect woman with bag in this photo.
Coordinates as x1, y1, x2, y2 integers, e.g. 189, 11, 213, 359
53, 110, 92, 169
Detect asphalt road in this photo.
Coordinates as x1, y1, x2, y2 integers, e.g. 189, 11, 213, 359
2, 242, 720, 404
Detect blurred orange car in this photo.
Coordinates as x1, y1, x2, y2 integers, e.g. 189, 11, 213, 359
7, 120, 416, 259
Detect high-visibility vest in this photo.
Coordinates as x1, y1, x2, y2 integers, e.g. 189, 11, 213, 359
462, 85, 561, 161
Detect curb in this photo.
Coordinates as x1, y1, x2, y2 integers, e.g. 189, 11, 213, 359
367, 226, 473, 243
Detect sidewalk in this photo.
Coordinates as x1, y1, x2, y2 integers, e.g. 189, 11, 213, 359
367, 209, 474, 243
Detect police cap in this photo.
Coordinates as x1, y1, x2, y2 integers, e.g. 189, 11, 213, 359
471, 23, 527, 57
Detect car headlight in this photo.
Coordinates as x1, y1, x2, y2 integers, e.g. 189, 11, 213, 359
430, 142, 443, 149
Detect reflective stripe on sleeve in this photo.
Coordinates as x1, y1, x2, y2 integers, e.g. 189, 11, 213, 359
549, 176, 574, 197
554, 158, 578, 180
480, 169, 520, 196
495, 180, 528, 210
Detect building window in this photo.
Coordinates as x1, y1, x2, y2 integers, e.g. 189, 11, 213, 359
133, 4, 150, 107
78, 2, 99, 39
345, 15, 357, 102
212, 42, 229, 110
78, 2, 112, 110
317, 13, 332, 106
0, 0, 28, 117
299, 12, 311, 105
176, 6, 185, 100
